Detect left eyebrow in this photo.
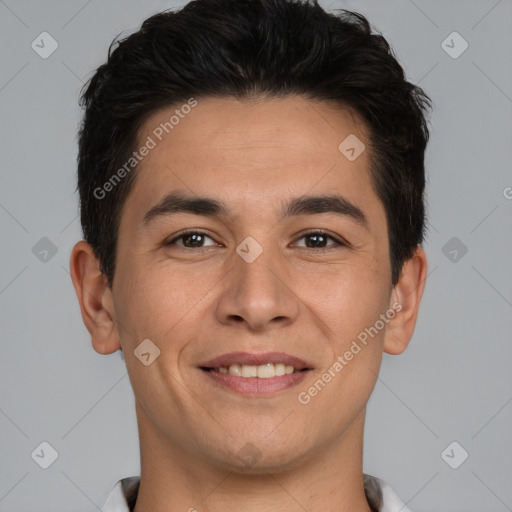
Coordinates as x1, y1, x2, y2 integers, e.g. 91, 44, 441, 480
282, 194, 369, 230
142, 191, 369, 230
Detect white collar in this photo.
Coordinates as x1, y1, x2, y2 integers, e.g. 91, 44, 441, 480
101, 474, 411, 512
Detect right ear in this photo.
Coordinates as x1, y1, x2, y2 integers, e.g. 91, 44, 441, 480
69, 240, 121, 355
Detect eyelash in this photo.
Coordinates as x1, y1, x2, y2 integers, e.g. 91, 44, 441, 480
164, 229, 347, 252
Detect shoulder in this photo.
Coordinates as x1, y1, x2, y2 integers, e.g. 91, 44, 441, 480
364, 473, 412, 512
101, 476, 140, 512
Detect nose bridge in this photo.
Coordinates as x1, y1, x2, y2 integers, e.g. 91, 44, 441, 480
236, 236, 280, 296
216, 234, 299, 329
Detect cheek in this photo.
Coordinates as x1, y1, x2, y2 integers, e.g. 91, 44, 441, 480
334, 291, 388, 352
320, 269, 389, 396
298, 280, 387, 420
301, 260, 389, 343
114, 258, 222, 344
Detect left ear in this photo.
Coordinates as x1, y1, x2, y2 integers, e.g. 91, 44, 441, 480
383, 245, 428, 355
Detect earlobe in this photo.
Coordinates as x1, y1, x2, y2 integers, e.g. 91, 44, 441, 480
383, 245, 428, 355
69, 240, 121, 355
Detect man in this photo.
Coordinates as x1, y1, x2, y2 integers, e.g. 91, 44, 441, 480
70, 0, 431, 510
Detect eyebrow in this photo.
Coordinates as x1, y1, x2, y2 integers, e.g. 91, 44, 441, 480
142, 191, 369, 230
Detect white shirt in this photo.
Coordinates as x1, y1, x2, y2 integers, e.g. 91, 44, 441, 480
100, 474, 411, 512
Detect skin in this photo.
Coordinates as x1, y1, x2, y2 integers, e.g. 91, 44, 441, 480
70, 96, 427, 512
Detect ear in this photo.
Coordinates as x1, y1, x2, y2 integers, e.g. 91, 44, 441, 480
383, 245, 428, 355
69, 240, 121, 355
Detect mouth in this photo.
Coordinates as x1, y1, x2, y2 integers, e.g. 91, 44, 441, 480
200, 363, 308, 378
198, 352, 313, 395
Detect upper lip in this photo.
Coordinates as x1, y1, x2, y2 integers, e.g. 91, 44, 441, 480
200, 352, 311, 370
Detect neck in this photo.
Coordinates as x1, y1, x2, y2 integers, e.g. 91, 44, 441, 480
133, 405, 372, 512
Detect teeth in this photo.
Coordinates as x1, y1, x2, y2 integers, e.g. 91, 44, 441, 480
217, 363, 298, 378
274, 363, 286, 376
228, 364, 242, 376
257, 364, 274, 378
284, 365, 294, 375
241, 365, 257, 377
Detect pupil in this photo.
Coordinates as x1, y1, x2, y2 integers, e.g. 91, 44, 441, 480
185, 234, 203, 247
307, 234, 325, 248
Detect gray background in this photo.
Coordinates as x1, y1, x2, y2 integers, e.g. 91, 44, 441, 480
1, 0, 511, 510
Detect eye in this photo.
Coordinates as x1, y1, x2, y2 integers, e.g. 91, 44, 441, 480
164, 230, 218, 249
163, 229, 347, 251
293, 230, 346, 250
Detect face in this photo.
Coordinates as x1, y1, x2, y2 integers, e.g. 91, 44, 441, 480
101, 96, 404, 471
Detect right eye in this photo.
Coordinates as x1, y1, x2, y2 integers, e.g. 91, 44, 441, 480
163, 230, 220, 249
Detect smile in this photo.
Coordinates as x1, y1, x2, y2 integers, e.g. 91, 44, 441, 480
198, 351, 312, 395
206, 363, 303, 378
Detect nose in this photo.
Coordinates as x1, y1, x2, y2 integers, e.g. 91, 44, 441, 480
214, 240, 300, 332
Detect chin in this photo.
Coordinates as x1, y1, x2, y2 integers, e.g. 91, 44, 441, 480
209, 438, 311, 475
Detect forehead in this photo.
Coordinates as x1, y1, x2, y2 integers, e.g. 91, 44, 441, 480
121, 96, 384, 229
142, 96, 367, 165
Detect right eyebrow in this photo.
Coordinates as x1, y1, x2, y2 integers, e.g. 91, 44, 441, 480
142, 192, 228, 225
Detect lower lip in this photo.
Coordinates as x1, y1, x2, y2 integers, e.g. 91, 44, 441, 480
200, 368, 310, 396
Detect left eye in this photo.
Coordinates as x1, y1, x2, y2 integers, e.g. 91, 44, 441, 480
294, 231, 343, 249
165, 230, 344, 250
